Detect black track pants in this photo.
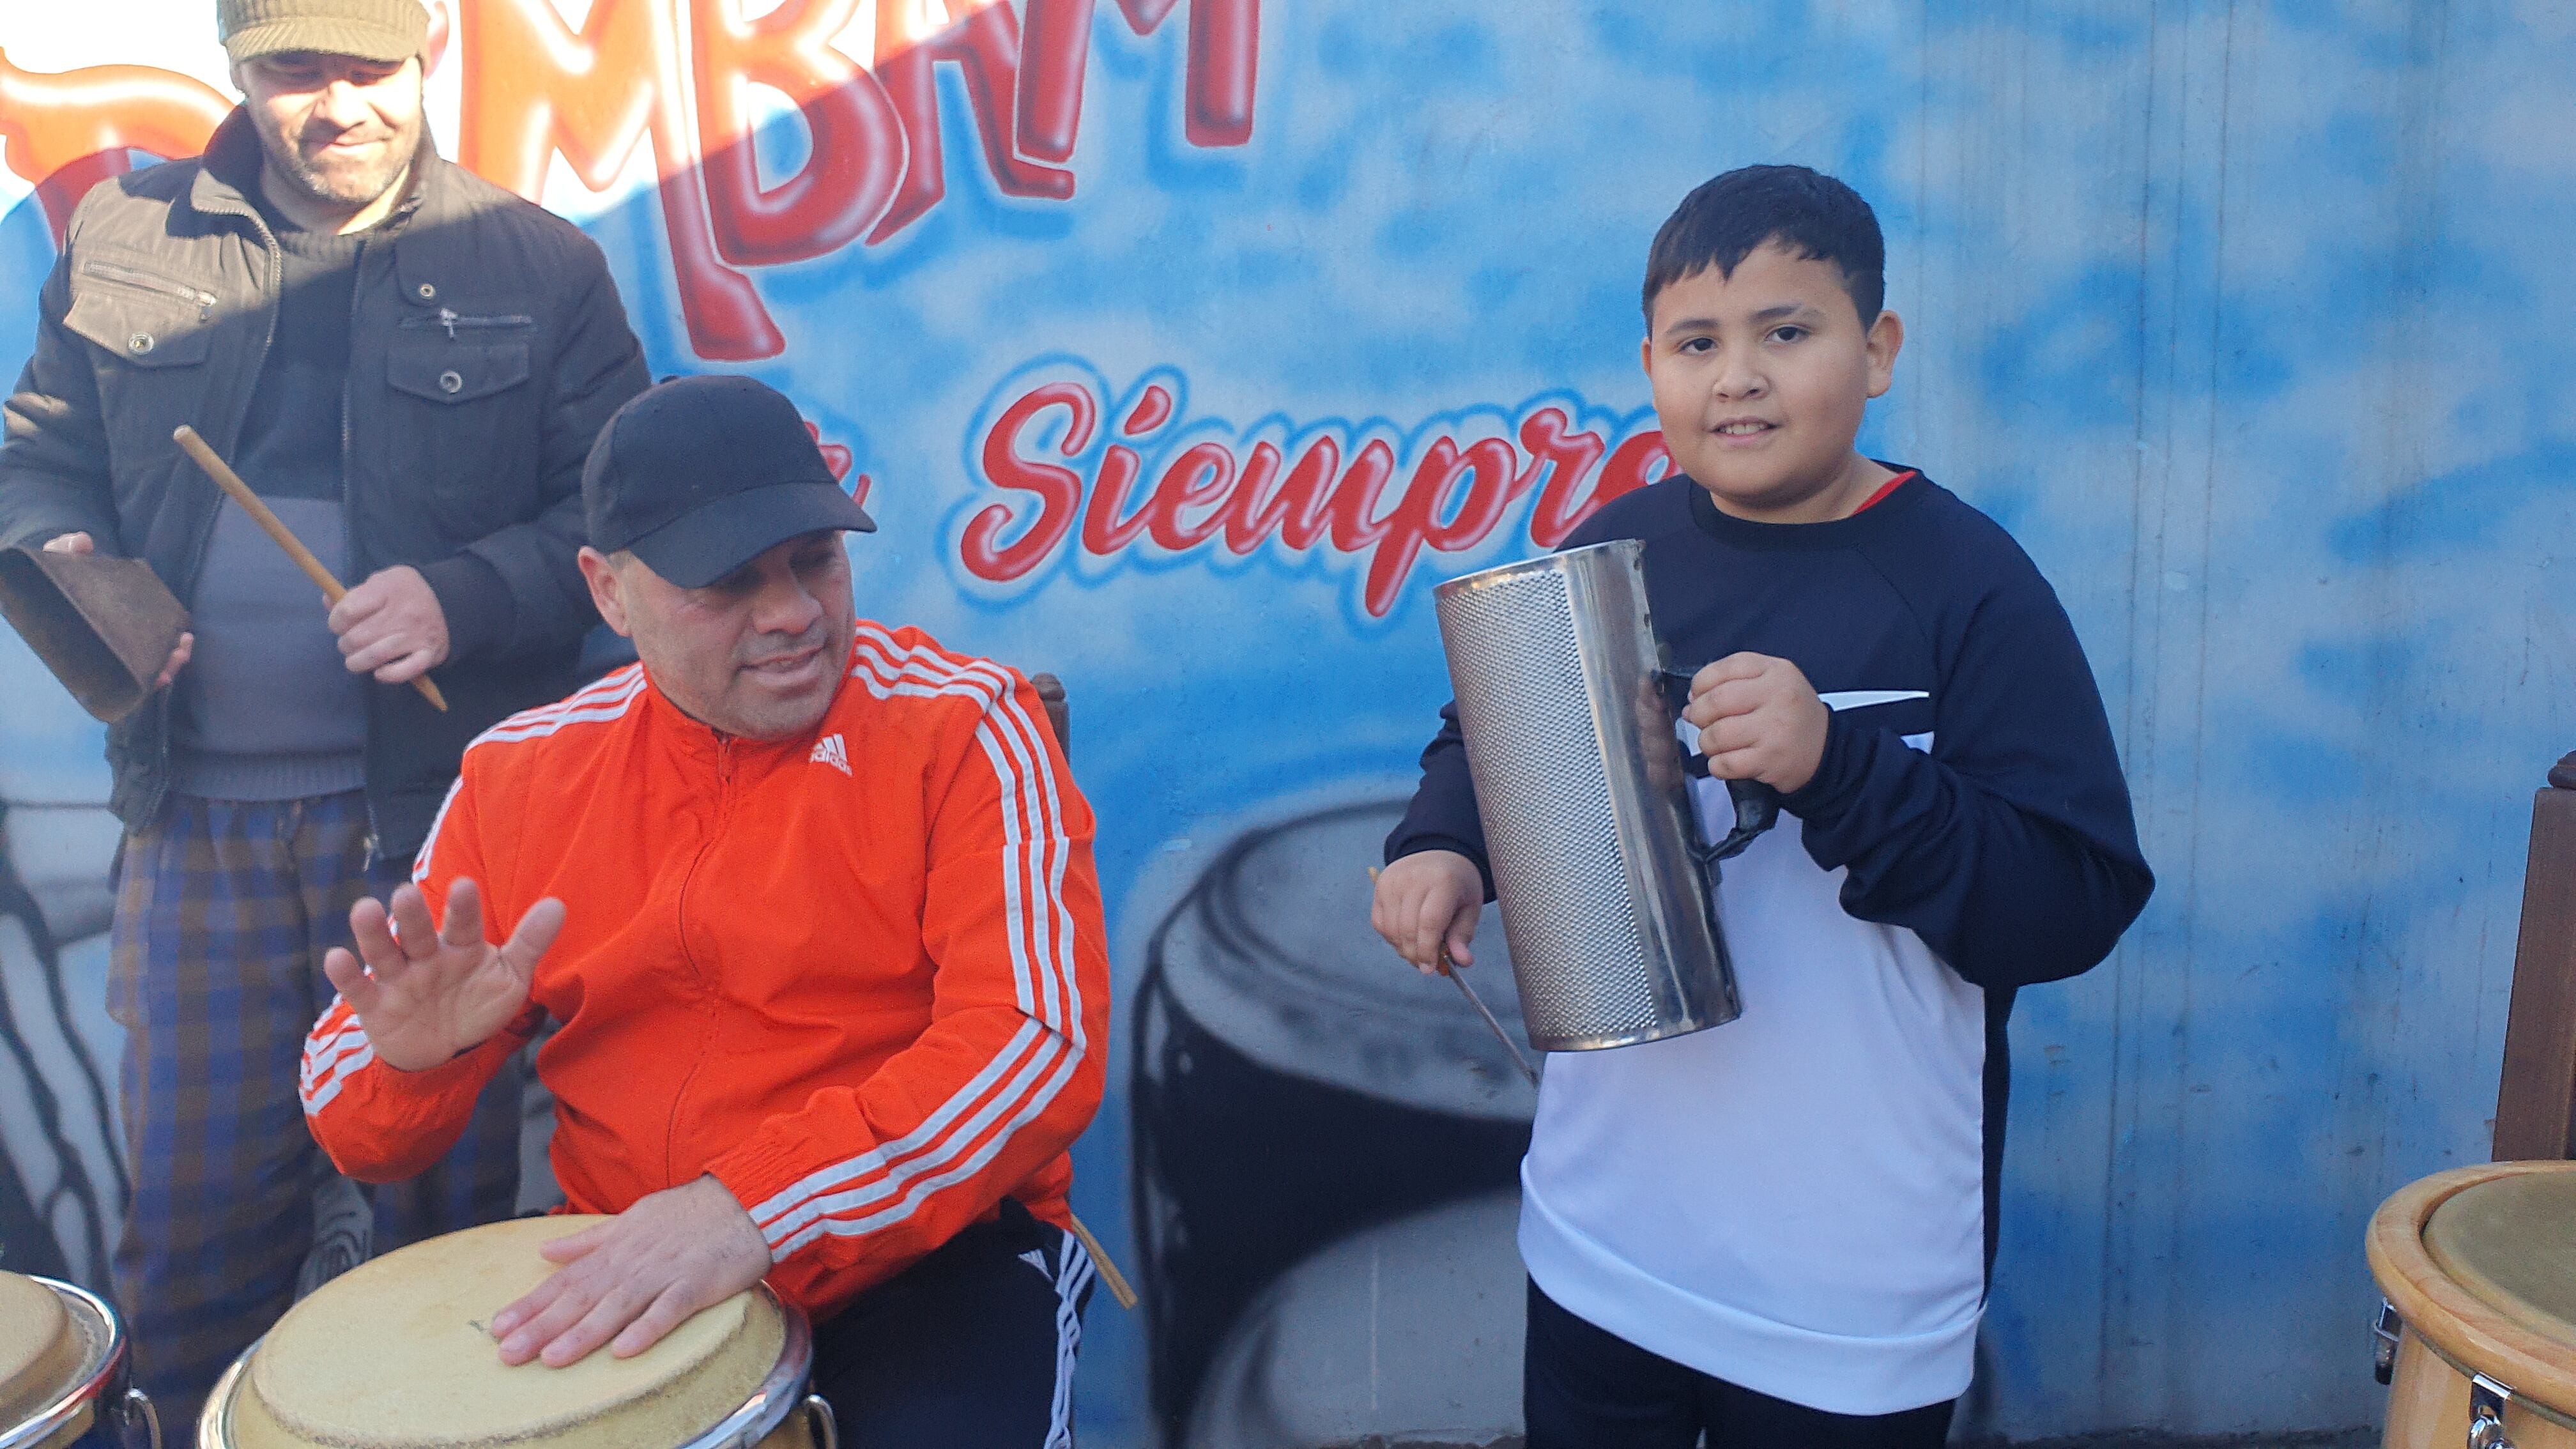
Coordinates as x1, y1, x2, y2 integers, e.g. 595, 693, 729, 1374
807, 1199, 1096, 1448
1524, 1280, 1956, 1449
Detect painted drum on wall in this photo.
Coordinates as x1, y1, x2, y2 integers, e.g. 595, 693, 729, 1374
1184, 1193, 1524, 1449
0, 800, 125, 1296
2369, 1161, 2576, 1449
198, 1218, 832, 1449
1131, 800, 1537, 1445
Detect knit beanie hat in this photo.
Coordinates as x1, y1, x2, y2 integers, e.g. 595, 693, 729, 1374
218, 0, 427, 65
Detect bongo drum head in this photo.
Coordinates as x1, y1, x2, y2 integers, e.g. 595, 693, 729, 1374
2424, 1171, 2576, 1354
233, 1217, 783, 1449
0, 1271, 78, 1422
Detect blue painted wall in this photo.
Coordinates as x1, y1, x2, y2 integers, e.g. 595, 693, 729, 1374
2, 1, 2570, 1440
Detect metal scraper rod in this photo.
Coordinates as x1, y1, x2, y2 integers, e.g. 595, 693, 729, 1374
1370, 866, 1540, 1087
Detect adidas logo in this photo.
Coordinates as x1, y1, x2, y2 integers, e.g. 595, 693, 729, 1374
809, 733, 850, 776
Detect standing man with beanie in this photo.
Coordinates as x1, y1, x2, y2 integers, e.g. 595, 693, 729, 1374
0, 0, 650, 1425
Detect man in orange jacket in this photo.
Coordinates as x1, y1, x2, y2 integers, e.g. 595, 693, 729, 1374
296, 374, 1110, 1446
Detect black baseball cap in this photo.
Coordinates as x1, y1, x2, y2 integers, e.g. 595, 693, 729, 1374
581, 375, 875, 588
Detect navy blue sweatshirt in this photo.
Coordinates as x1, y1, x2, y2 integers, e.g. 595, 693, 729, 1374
1386, 470, 2151, 1411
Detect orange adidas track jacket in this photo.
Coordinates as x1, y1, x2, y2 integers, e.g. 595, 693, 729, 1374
298, 622, 1109, 1319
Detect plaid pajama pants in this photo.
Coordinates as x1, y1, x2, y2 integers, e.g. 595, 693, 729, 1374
108, 791, 522, 1432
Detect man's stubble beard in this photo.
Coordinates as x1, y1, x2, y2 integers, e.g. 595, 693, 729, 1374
267, 120, 420, 211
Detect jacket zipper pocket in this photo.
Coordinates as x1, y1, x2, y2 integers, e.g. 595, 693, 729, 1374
79, 260, 218, 321
400, 307, 537, 341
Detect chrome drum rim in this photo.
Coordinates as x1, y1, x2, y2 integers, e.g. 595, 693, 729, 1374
0, 1276, 139, 1449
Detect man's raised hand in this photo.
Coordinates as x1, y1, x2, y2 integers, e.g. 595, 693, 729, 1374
321, 879, 564, 1071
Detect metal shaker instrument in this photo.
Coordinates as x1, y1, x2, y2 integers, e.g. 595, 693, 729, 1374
1431, 539, 1776, 1052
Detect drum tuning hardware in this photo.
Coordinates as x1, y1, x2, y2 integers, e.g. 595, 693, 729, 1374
2371, 1300, 2400, 1385
121, 1386, 162, 1449
2471, 1374, 2516, 1449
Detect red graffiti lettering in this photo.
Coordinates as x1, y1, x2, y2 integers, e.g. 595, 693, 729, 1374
802, 420, 858, 493
1143, 441, 1235, 549
459, 0, 783, 360
965, 376, 1664, 615
1019, 0, 1260, 162
1220, 435, 1394, 555
1123, 383, 1175, 434
1365, 436, 1519, 615
1521, 407, 1611, 548
962, 381, 1096, 580
0, 48, 229, 241
869, 0, 1072, 243
1082, 440, 1153, 553
4, 2, 1260, 360
1588, 431, 1673, 525
691, 0, 903, 267
1177, 0, 1259, 146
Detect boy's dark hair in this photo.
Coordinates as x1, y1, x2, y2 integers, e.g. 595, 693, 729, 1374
1642, 165, 1885, 327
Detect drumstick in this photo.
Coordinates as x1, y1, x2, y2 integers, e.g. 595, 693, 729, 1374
1368, 867, 1540, 1087
172, 425, 448, 712
1065, 1212, 1138, 1312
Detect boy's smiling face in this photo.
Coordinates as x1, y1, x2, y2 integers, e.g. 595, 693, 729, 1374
1643, 240, 1905, 523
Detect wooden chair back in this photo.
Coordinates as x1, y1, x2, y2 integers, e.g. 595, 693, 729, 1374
1030, 672, 1070, 760
2492, 753, 2576, 1159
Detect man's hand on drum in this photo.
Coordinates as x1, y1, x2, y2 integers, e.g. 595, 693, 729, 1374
1371, 848, 1484, 976
1682, 652, 1830, 795
320, 878, 565, 1072
489, 1176, 774, 1367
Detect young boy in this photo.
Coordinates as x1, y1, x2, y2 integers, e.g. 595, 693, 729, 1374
1371, 165, 2154, 1445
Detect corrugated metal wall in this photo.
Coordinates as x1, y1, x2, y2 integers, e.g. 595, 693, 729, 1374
1882, 1, 2576, 1433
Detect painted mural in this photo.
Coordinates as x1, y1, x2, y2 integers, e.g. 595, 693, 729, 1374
3, 1, 2573, 1444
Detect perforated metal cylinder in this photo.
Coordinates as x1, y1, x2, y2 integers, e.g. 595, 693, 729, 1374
1432, 540, 1740, 1052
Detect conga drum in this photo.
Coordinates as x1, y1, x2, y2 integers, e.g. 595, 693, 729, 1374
197, 1218, 833, 1449
1133, 799, 1537, 1443
2370, 1161, 2576, 1448
1184, 1193, 1525, 1448
0, 1268, 157, 1448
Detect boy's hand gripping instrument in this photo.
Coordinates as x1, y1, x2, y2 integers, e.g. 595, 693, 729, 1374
1655, 668, 1784, 867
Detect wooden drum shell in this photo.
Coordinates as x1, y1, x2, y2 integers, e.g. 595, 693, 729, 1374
2372, 1162, 2576, 1449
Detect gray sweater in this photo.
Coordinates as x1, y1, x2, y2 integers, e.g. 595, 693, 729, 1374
169, 199, 371, 801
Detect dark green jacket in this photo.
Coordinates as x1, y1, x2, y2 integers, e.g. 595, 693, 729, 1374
0, 111, 649, 856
